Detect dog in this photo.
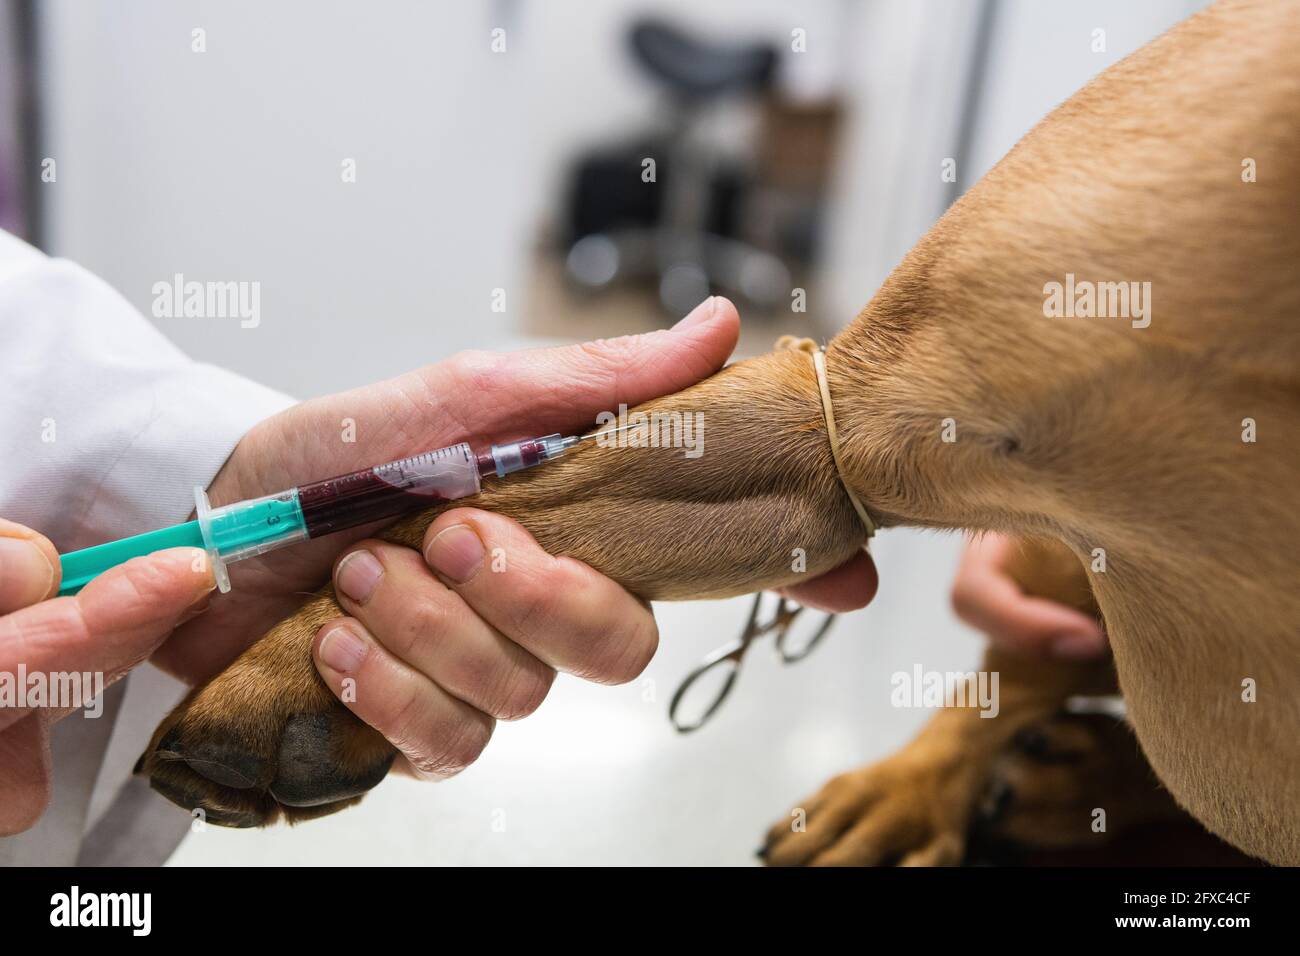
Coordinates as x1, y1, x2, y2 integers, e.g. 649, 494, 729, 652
138, 0, 1299, 863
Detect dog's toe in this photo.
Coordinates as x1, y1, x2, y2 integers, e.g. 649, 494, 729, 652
145, 757, 279, 828
155, 724, 273, 790
896, 833, 964, 867
279, 795, 367, 824
269, 711, 396, 807
978, 713, 1181, 850
762, 755, 979, 867
762, 774, 876, 867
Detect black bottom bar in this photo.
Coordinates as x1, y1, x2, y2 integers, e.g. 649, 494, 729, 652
0, 865, 1289, 940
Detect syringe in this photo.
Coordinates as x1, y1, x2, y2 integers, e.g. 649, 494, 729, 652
56, 431, 595, 597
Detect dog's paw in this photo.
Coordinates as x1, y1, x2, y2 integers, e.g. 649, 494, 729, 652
138, 689, 395, 828
137, 595, 398, 827
139, 682, 396, 827
971, 711, 1179, 852
759, 752, 974, 867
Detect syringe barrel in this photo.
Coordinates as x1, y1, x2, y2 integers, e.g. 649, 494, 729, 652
204, 491, 309, 563
194, 487, 309, 593
196, 442, 483, 592
61, 442, 494, 597
297, 442, 482, 537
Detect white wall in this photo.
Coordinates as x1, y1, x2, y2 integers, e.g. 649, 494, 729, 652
967, 0, 1209, 181
819, 0, 1210, 323
40, 0, 532, 398
37, 0, 863, 399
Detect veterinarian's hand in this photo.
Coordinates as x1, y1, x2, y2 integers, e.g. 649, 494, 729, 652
153, 296, 878, 779
951, 533, 1106, 658
778, 549, 877, 613
0, 518, 213, 833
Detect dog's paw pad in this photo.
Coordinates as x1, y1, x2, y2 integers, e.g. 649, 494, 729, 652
269, 712, 396, 808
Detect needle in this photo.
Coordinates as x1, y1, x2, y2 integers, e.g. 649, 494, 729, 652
577, 421, 645, 444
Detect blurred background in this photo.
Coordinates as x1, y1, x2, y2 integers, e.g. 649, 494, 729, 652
1, 0, 1206, 865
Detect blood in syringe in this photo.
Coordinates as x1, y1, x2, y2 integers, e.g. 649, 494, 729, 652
296, 469, 452, 538
298, 439, 551, 539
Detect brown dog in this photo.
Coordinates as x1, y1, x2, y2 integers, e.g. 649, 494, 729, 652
139, 0, 1299, 863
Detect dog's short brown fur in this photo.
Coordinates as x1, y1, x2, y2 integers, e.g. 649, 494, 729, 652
140, 0, 1299, 862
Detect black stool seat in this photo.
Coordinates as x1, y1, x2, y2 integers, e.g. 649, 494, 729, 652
630, 19, 777, 100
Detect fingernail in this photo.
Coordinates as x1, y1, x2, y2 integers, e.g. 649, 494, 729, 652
1051, 631, 1106, 659
336, 549, 384, 604
425, 524, 485, 584
671, 295, 718, 330
0, 537, 55, 605
317, 624, 369, 674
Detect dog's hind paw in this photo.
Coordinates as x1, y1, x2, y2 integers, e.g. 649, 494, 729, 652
762, 709, 1181, 866
759, 753, 972, 867
971, 711, 1180, 852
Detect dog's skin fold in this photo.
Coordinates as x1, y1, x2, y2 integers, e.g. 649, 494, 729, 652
141, 0, 1299, 863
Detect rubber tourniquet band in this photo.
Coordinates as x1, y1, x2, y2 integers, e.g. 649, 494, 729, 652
775, 335, 876, 539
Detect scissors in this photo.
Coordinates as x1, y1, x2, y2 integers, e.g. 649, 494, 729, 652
668, 592, 836, 733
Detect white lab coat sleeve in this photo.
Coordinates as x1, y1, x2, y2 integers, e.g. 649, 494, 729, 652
0, 230, 296, 866
0, 231, 295, 548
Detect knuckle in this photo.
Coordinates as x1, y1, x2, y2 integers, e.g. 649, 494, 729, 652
386, 595, 452, 662
407, 713, 494, 778
575, 335, 641, 372
11, 600, 87, 658
441, 634, 553, 717
115, 556, 174, 606
440, 648, 496, 701
442, 717, 493, 771
488, 662, 554, 720
445, 349, 502, 395
504, 563, 659, 685
444, 648, 551, 721
504, 572, 565, 637
826, 769, 865, 796
573, 609, 659, 685
371, 676, 423, 741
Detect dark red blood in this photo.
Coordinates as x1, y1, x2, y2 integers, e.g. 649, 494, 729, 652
515, 439, 547, 468
476, 439, 547, 479
298, 470, 448, 538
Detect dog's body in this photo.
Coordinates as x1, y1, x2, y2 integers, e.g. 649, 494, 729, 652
141, 0, 1299, 862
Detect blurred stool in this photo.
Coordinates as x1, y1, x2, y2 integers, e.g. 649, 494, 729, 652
566, 19, 790, 316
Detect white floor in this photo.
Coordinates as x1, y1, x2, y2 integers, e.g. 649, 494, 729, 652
167, 528, 979, 866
